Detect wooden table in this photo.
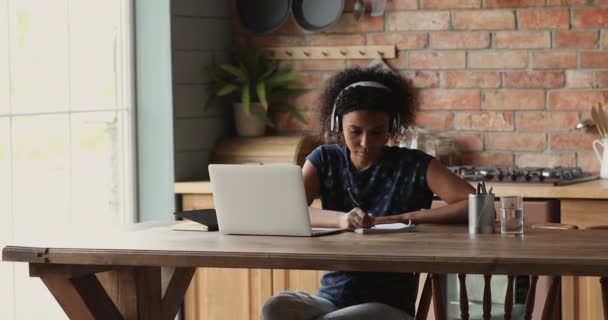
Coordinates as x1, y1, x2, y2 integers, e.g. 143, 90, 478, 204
3, 222, 608, 320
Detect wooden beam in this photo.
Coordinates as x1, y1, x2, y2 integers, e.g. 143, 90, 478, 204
41, 275, 96, 320
161, 268, 195, 320
30, 263, 115, 278
134, 267, 162, 320
71, 274, 124, 320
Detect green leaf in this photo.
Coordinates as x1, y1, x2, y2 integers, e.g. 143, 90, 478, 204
283, 104, 307, 124
252, 107, 274, 127
256, 81, 268, 110
241, 84, 251, 115
267, 71, 300, 88
217, 84, 239, 96
221, 64, 246, 82
259, 62, 277, 81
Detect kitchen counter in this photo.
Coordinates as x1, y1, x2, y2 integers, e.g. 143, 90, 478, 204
174, 178, 608, 200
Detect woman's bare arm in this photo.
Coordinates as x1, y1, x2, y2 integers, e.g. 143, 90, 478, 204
302, 160, 373, 229
375, 159, 474, 225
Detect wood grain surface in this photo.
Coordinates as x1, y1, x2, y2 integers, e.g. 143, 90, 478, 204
4, 223, 608, 277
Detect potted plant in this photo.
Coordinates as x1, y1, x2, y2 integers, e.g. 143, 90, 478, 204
207, 45, 307, 137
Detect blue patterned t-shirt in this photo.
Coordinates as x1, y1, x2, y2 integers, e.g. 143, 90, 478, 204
306, 144, 435, 314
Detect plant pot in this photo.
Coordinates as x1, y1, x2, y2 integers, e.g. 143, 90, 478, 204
233, 103, 267, 137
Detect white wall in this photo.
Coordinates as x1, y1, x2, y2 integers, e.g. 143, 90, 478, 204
0, 0, 14, 318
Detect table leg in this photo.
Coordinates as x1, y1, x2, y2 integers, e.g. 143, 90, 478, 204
30, 263, 195, 320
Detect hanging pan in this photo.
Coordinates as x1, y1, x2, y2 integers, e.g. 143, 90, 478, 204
292, 0, 345, 32
236, 0, 292, 34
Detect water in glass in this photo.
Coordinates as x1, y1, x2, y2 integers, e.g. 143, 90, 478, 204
500, 208, 523, 237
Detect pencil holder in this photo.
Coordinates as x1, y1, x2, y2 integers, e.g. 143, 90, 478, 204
468, 193, 495, 235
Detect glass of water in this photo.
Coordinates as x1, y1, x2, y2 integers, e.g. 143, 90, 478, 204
500, 196, 524, 237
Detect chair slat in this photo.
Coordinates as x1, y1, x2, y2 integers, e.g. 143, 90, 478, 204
458, 274, 469, 320
524, 275, 539, 320
483, 274, 492, 320
601, 276, 608, 320
432, 274, 447, 320
416, 275, 432, 320
504, 275, 514, 320
540, 276, 560, 320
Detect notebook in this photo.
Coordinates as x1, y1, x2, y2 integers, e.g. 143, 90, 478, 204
208, 164, 343, 237
173, 209, 219, 232
355, 221, 416, 234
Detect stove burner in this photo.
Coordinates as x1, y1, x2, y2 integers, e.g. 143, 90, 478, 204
448, 166, 598, 185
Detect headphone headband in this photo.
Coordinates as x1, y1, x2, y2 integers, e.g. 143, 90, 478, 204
330, 81, 392, 132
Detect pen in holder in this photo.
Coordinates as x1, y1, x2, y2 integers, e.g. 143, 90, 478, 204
469, 183, 495, 235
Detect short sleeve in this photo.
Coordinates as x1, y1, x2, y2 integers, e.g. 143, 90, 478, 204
305, 145, 326, 181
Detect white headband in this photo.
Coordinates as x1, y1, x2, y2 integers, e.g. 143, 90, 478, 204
330, 81, 392, 131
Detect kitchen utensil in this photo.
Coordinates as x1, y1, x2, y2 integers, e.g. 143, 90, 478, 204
353, 0, 365, 20
370, 0, 387, 16
593, 138, 608, 179
292, 0, 344, 32
592, 106, 606, 139
236, 0, 292, 34
575, 119, 595, 130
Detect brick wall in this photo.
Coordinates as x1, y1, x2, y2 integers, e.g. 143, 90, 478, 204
234, 0, 608, 172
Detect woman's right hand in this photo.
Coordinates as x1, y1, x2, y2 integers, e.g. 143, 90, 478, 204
339, 208, 375, 230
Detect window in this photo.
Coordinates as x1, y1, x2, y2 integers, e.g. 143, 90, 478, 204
0, 0, 135, 318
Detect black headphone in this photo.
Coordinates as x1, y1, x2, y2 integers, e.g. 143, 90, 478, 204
330, 81, 400, 134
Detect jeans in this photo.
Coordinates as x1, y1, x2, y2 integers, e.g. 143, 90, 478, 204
260, 291, 414, 320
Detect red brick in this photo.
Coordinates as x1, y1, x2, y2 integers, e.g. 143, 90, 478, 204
447, 132, 484, 151
251, 36, 305, 47
549, 91, 608, 110
331, 14, 384, 33
566, 70, 594, 88
547, 0, 592, 5
484, 0, 544, 7
420, 90, 481, 110
503, 71, 565, 89
290, 73, 324, 89
572, 8, 608, 28
457, 152, 514, 166
288, 59, 346, 71
385, 0, 418, 9
550, 133, 597, 150
487, 133, 546, 151
273, 110, 319, 134
409, 51, 466, 69
518, 9, 569, 29
494, 31, 550, 49
483, 90, 545, 110
517, 112, 580, 131
387, 12, 450, 31
421, 0, 481, 9
307, 34, 365, 46
430, 32, 490, 49
444, 72, 501, 89
454, 112, 514, 130
291, 90, 320, 110
596, 71, 608, 88
401, 71, 440, 88
581, 52, 608, 68
531, 51, 577, 69
453, 10, 515, 30
414, 112, 453, 129
598, 0, 608, 4
468, 51, 527, 69
515, 153, 576, 168
578, 152, 601, 174
367, 33, 428, 50
554, 31, 599, 49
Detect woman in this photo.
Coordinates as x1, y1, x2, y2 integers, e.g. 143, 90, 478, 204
260, 67, 474, 320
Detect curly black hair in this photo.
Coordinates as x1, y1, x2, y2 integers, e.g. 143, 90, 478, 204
318, 66, 418, 139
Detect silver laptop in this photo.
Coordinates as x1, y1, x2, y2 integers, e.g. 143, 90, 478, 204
208, 164, 342, 237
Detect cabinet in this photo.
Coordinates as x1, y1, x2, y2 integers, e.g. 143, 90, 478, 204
560, 200, 608, 320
